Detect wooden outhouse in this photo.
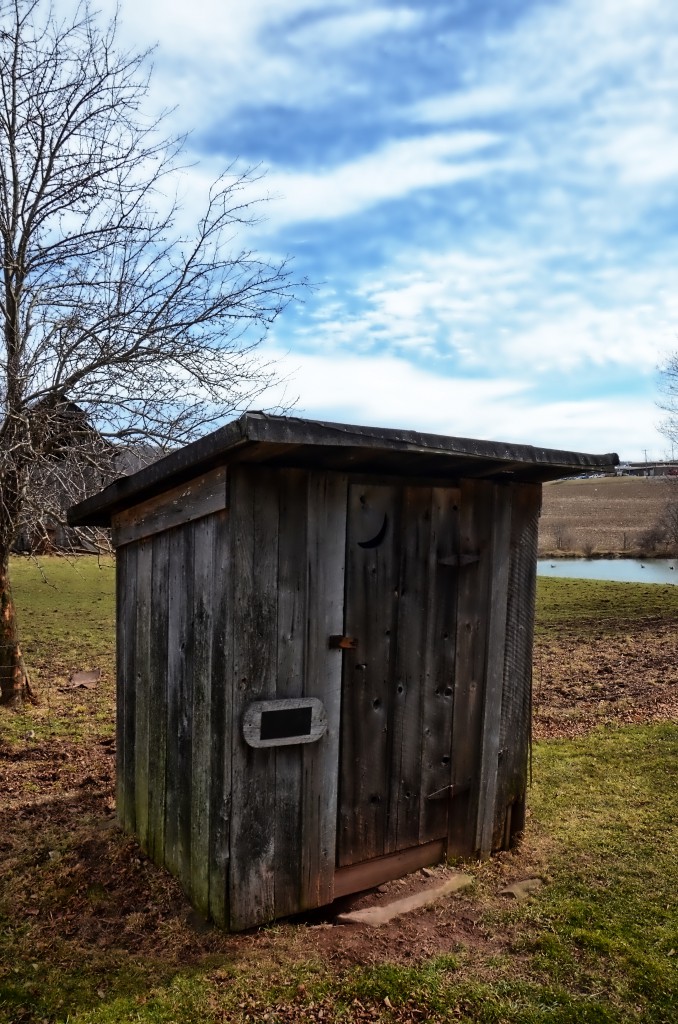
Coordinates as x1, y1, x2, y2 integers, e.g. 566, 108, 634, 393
69, 414, 617, 930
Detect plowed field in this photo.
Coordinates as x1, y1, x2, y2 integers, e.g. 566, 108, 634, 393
539, 474, 678, 555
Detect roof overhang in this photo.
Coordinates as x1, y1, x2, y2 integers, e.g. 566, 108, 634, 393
68, 413, 620, 527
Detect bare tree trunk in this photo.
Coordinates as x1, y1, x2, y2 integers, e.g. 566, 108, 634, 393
0, 554, 33, 706
0, 0, 297, 713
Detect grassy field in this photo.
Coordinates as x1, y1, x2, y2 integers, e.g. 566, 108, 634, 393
539, 475, 678, 556
0, 557, 676, 1023
0, 555, 116, 744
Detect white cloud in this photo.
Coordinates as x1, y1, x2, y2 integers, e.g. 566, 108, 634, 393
100, 0, 357, 62
255, 346, 663, 460
91, 0, 420, 128
257, 348, 529, 434
260, 131, 504, 225
590, 124, 678, 186
410, 0, 678, 194
410, 86, 521, 125
282, 239, 678, 380
287, 7, 420, 50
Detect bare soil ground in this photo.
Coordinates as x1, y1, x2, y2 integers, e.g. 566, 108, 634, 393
2, 607, 676, 991
0, 736, 545, 996
533, 620, 678, 738
539, 475, 678, 555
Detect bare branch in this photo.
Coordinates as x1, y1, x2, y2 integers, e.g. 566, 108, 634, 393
0, 0, 299, 563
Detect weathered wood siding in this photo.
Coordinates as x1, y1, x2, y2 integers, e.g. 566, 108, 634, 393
117, 512, 228, 917
228, 466, 347, 930
115, 464, 346, 931
337, 482, 459, 867
447, 479, 495, 858
448, 481, 540, 858
116, 465, 540, 929
492, 482, 541, 848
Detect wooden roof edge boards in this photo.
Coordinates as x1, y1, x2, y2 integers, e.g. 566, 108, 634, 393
67, 412, 619, 526
67, 418, 251, 526
242, 413, 618, 469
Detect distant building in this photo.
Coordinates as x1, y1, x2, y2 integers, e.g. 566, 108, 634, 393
616, 462, 678, 477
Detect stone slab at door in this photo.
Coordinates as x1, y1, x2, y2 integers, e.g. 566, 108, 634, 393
337, 481, 460, 868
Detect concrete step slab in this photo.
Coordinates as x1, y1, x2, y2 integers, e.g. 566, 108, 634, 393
335, 873, 474, 927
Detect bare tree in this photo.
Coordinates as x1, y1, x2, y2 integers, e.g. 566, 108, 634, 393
658, 353, 678, 449
0, 0, 298, 704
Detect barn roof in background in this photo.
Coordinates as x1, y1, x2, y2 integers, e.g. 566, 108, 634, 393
68, 412, 619, 526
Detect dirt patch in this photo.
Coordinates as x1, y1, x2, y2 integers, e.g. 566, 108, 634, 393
533, 619, 678, 739
0, 757, 522, 970
2, 620, 675, 981
286, 850, 541, 970
0, 735, 114, 809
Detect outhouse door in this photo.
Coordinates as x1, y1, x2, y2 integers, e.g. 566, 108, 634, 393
336, 481, 460, 870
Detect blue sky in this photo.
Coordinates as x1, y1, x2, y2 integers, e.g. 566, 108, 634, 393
98, 0, 678, 460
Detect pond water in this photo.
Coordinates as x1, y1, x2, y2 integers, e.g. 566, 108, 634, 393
537, 558, 678, 585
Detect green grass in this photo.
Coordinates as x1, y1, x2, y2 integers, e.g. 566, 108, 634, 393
535, 576, 678, 633
5, 554, 116, 741
10, 554, 116, 668
0, 566, 676, 1022
513, 725, 677, 1022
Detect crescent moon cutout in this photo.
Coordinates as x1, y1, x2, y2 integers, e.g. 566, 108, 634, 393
358, 512, 389, 549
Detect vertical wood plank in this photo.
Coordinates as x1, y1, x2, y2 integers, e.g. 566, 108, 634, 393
147, 531, 170, 865
387, 486, 432, 853
419, 486, 459, 844
229, 467, 279, 930
190, 515, 215, 916
273, 469, 307, 918
134, 539, 153, 852
208, 508, 232, 928
115, 545, 126, 829
448, 479, 495, 858
177, 526, 196, 892
302, 470, 347, 907
475, 485, 513, 858
122, 545, 138, 835
338, 483, 399, 866
493, 483, 541, 849
116, 543, 137, 833
164, 526, 194, 888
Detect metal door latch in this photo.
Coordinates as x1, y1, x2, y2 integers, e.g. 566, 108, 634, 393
328, 635, 358, 650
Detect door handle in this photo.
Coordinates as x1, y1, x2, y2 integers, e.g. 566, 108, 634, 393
438, 553, 480, 567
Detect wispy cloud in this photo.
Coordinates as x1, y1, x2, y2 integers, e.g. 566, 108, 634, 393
97, 0, 420, 125
410, 86, 521, 126
286, 243, 678, 379
83, 0, 678, 458
261, 131, 505, 225
286, 7, 420, 50
256, 346, 659, 459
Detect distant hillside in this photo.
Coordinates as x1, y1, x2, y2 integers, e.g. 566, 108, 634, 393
539, 475, 678, 556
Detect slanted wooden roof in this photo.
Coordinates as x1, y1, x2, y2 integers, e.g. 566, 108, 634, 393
68, 413, 619, 526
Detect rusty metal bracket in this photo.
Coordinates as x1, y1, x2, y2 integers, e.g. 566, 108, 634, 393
329, 635, 358, 650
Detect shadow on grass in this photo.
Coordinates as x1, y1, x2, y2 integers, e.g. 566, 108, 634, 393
0, 775, 242, 1023
1, 726, 676, 1024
